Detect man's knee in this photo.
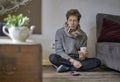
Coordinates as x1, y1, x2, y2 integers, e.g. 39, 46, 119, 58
94, 58, 101, 67
81, 58, 101, 70
49, 54, 56, 62
49, 54, 60, 64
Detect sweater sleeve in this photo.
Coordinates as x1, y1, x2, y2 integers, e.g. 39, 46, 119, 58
81, 32, 88, 47
55, 29, 70, 59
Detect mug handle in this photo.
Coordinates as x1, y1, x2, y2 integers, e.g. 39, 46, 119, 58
2, 26, 9, 37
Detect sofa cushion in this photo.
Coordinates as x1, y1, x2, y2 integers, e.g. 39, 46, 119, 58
96, 13, 120, 40
98, 18, 120, 42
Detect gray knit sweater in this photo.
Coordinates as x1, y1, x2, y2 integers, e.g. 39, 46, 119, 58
55, 27, 87, 59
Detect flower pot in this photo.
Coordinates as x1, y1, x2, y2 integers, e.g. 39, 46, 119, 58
2, 26, 35, 42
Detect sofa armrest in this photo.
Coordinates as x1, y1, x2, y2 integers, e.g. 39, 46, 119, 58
96, 42, 120, 71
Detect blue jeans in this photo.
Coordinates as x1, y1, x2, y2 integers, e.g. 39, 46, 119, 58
49, 53, 101, 71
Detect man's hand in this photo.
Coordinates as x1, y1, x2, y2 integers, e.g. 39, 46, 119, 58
78, 49, 88, 60
69, 58, 82, 68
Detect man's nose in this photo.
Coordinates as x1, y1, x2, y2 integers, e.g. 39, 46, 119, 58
71, 20, 74, 24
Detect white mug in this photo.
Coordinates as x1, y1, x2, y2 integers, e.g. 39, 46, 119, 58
79, 47, 88, 60
80, 47, 87, 52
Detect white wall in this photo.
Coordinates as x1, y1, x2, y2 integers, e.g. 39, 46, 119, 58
31, 0, 120, 65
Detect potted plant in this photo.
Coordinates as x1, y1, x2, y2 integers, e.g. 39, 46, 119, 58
2, 14, 35, 42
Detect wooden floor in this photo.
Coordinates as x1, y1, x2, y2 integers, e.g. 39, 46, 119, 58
43, 66, 120, 82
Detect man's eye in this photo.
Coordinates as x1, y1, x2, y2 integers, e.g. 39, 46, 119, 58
73, 20, 77, 22
68, 19, 72, 21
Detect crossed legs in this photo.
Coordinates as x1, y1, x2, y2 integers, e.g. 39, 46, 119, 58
49, 53, 101, 71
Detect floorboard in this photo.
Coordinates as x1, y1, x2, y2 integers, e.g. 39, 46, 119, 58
43, 65, 120, 82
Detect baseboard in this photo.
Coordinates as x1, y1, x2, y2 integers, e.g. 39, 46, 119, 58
42, 59, 52, 65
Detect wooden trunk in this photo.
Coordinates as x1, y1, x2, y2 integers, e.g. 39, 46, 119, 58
0, 39, 42, 82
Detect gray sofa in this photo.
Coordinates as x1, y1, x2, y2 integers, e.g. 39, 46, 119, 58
96, 13, 120, 71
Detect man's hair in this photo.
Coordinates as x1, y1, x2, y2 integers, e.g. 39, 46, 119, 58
66, 9, 81, 21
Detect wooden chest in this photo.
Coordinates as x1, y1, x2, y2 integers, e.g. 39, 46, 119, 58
0, 39, 42, 82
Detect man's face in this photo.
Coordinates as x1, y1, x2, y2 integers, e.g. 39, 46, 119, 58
67, 15, 79, 30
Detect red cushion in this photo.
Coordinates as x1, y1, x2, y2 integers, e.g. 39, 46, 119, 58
98, 18, 120, 42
